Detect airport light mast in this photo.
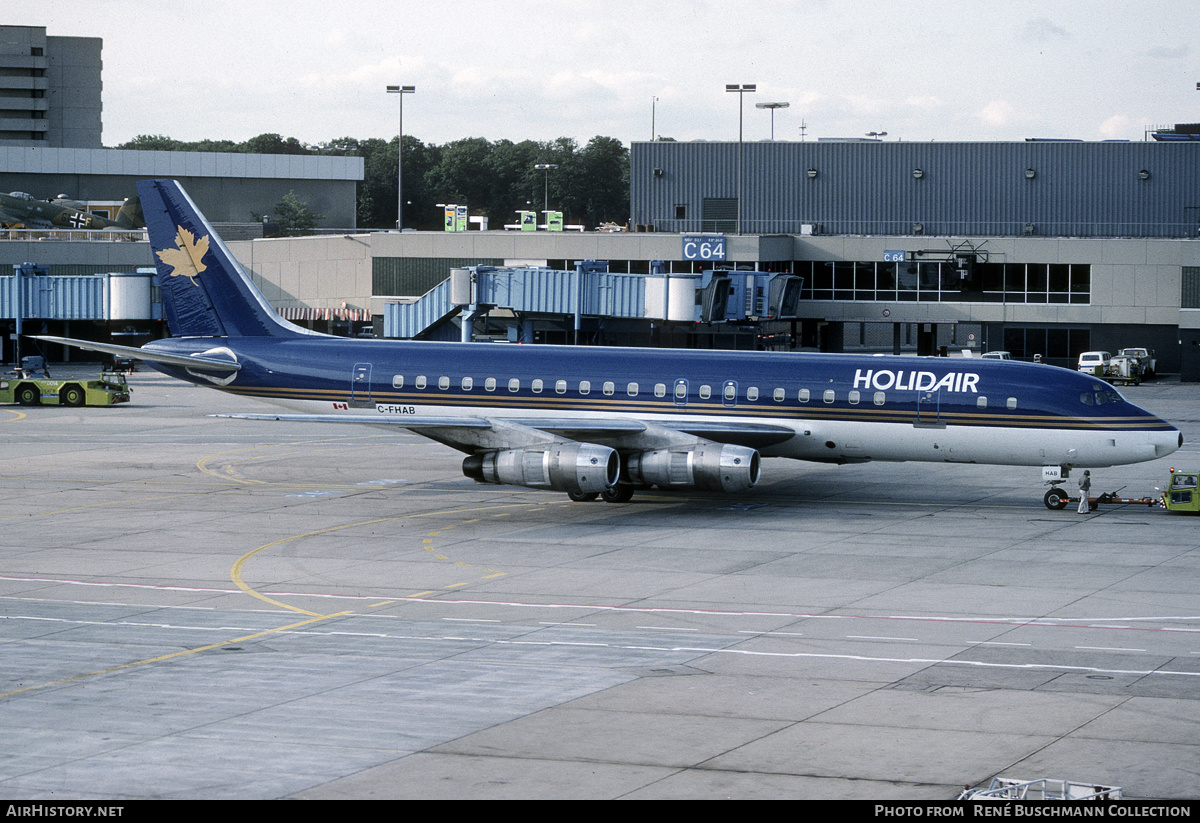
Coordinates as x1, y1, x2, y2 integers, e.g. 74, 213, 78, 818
726, 83, 756, 234
535, 163, 558, 214
755, 101, 789, 141
386, 84, 415, 230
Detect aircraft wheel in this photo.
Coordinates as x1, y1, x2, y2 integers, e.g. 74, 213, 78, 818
1044, 488, 1069, 510
62, 385, 85, 407
601, 485, 634, 503
567, 490, 599, 502
16, 385, 39, 406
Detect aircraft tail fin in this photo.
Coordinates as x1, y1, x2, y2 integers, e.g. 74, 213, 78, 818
137, 179, 312, 339
113, 194, 143, 230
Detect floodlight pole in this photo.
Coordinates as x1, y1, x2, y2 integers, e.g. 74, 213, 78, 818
755, 101, 789, 141
386, 85, 415, 229
535, 164, 558, 214
726, 84, 756, 234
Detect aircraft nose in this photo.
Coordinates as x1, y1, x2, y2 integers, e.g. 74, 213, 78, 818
1157, 430, 1184, 459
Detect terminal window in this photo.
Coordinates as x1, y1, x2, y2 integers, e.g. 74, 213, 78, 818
798, 260, 1089, 304
1182, 267, 1200, 309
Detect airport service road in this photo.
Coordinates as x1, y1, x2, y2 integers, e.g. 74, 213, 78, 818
0, 371, 1198, 800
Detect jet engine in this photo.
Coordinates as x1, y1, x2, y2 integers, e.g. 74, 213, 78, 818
625, 444, 760, 493
462, 442, 619, 494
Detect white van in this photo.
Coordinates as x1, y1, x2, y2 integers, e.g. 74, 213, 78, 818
1077, 351, 1111, 375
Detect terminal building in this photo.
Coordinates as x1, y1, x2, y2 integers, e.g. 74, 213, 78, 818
2, 22, 1198, 376
1, 24, 361, 236
216, 136, 1200, 375
7, 136, 1200, 376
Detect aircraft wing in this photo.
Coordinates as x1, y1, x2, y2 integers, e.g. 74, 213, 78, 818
213, 412, 797, 451
0, 207, 32, 227
32, 335, 241, 372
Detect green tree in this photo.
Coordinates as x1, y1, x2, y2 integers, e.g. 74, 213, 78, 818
424, 137, 493, 222
274, 191, 323, 236
107, 131, 631, 230
574, 136, 630, 226
116, 134, 184, 151
240, 133, 311, 155
485, 139, 542, 223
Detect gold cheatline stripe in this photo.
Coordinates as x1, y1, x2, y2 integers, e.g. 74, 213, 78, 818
217, 385, 1170, 431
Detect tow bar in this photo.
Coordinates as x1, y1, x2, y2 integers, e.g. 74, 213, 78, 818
1043, 485, 1158, 511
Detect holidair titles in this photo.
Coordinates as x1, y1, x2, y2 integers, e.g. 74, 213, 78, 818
854, 368, 981, 394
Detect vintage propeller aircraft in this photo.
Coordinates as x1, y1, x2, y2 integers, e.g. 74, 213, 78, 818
0, 191, 142, 230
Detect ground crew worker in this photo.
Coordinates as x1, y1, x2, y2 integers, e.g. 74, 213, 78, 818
1078, 470, 1091, 514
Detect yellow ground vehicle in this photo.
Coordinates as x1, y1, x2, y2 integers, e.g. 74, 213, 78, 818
1161, 468, 1200, 513
0, 371, 131, 407
1044, 467, 1200, 513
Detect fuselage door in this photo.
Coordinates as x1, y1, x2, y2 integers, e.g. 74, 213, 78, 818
351, 363, 373, 403
915, 389, 944, 428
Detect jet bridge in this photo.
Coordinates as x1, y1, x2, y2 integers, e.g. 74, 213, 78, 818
382, 263, 802, 340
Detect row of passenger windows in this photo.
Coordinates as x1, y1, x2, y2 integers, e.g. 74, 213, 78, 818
389, 374, 1021, 409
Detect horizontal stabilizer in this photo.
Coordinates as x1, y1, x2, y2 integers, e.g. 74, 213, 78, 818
34, 335, 241, 372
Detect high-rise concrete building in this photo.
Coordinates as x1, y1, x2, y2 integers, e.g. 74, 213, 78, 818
0, 25, 102, 148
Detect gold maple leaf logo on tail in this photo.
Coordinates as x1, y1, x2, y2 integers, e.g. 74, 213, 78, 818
156, 226, 209, 286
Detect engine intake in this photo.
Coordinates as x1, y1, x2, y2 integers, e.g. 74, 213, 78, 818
625, 444, 760, 493
463, 443, 619, 494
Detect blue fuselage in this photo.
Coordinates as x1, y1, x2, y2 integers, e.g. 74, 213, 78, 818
143, 336, 1179, 468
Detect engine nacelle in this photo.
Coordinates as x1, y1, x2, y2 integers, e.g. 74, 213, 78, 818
462, 443, 619, 494
625, 444, 760, 493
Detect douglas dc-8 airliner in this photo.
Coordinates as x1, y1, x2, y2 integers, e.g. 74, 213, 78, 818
39, 179, 1181, 503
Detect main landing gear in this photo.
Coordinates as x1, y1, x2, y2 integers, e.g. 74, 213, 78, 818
567, 484, 635, 503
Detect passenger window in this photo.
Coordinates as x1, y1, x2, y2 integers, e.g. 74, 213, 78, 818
485, 377, 496, 391
673, 382, 687, 400
977, 396, 987, 408
627, 382, 639, 397
579, 380, 590, 395
1007, 397, 1017, 410
555, 380, 567, 394
603, 381, 615, 396
461, 377, 472, 391
416, 375, 427, 389
746, 387, 759, 401
799, 388, 810, 403
874, 391, 885, 406
699, 385, 712, 400
392, 375, 404, 388
532, 379, 543, 393
438, 376, 450, 390
656, 383, 667, 398
848, 390, 860, 405
724, 384, 737, 402
508, 378, 520, 392
773, 388, 785, 402
823, 389, 835, 404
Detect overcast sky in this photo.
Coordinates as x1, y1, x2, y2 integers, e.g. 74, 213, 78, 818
9, 0, 1199, 147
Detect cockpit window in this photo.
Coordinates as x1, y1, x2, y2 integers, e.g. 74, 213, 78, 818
1083, 382, 1124, 407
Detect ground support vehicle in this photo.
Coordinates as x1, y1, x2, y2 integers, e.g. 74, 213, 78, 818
1159, 468, 1200, 512
1105, 355, 1143, 386
1076, 350, 1111, 375
958, 777, 1121, 800
0, 371, 131, 407
1043, 467, 1199, 512
1117, 347, 1156, 378
1043, 485, 1158, 510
